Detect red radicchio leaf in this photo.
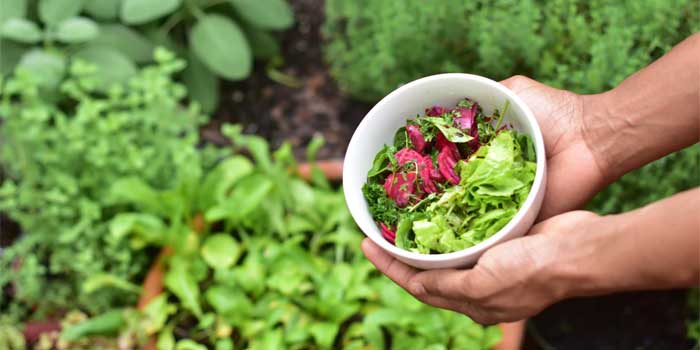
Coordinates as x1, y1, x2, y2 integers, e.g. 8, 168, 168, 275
380, 222, 396, 244
438, 147, 460, 185
395, 148, 423, 166
453, 103, 478, 130
405, 124, 426, 152
420, 156, 438, 193
383, 172, 417, 207
436, 132, 460, 159
425, 105, 447, 116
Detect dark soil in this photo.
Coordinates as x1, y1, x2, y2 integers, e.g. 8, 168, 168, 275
524, 290, 697, 350
204, 0, 372, 161
204, 0, 698, 349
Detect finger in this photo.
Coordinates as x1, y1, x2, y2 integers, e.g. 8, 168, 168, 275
407, 268, 475, 300
361, 238, 418, 288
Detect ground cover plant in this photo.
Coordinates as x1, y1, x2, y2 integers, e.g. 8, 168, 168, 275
0, 0, 293, 111
0, 48, 205, 321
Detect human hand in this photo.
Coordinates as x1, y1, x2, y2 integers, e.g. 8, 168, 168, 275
500, 76, 608, 220
361, 210, 605, 324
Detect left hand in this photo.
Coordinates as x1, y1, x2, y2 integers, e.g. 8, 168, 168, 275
361, 211, 603, 325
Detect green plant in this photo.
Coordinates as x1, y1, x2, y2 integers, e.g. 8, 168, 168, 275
0, 0, 294, 111
105, 127, 502, 349
322, 0, 699, 101
0, 48, 208, 319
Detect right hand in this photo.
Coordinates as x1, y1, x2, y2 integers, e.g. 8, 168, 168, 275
499, 76, 608, 220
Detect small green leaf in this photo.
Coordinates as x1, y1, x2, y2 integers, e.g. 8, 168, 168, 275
0, 18, 41, 43
143, 294, 176, 334
424, 117, 474, 143
17, 49, 66, 87
309, 322, 339, 349
0, 0, 27, 25
482, 325, 503, 347
204, 175, 273, 221
92, 24, 154, 63
109, 213, 166, 245
55, 17, 99, 43
164, 258, 203, 317
83, 0, 120, 20
157, 325, 175, 350
0, 39, 24, 74
183, 49, 218, 112
190, 14, 251, 80
200, 233, 240, 269
229, 0, 293, 30
61, 310, 124, 341
120, 0, 182, 25
204, 284, 252, 316
82, 273, 142, 294
73, 45, 136, 90
175, 339, 207, 350
38, 0, 84, 25
197, 156, 254, 209
215, 339, 233, 350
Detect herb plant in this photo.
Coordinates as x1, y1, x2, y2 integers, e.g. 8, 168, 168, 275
0, 0, 294, 111
0, 48, 205, 320
322, 0, 699, 101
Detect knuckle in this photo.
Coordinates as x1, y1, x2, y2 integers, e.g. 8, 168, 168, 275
408, 280, 428, 299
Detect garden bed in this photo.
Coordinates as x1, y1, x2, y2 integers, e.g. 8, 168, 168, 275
204, 1, 698, 349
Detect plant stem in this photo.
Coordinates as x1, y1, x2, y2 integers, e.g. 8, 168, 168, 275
161, 11, 185, 34
203, 0, 228, 10
494, 99, 510, 131
186, 0, 207, 20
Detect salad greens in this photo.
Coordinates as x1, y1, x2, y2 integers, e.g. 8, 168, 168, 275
363, 99, 536, 254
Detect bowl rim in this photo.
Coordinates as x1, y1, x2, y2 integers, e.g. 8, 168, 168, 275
343, 73, 546, 263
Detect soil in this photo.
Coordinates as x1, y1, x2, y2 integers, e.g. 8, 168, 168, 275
204, 0, 372, 161
524, 290, 697, 350
206, 0, 699, 349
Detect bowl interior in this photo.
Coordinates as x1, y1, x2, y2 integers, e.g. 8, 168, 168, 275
343, 73, 545, 263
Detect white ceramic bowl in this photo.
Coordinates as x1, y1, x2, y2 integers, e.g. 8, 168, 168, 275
343, 73, 547, 270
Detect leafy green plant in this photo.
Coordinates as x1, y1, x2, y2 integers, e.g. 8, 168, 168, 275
0, 0, 294, 111
322, 0, 699, 101
106, 127, 502, 349
0, 48, 207, 319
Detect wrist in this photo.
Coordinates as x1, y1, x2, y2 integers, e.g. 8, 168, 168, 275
535, 212, 626, 299
579, 92, 626, 183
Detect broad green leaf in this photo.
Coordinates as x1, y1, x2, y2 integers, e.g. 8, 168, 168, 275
0, 39, 24, 74
229, 0, 293, 30
198, 156, 254, 209
109, 213, 166, 247
157, 325, 175, 350
309, 322, 339, 349
73, 45, 136, 90
82, 273, 141, 294
244, 25, 280, 59
204, 175, 273, 221
200, 233, 240, 269
143, 294, 176, 334
0, 18, 41, 43
183, 49, 218, 112
164, 258, 203, 317
249, 329, 283, 350
204, 284, 253, 316
92, 24, 153, 63
107, 177, 164, 214
38, 0, 84, 25
55, 17, 99, 43
17, 49, 66, 87
175, 339, 207, 350
144, 28, 185, 57
0, 0, 26, 25
120, 0, 181, 25
190, 14, 251, 80
83, 0, 120, 20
